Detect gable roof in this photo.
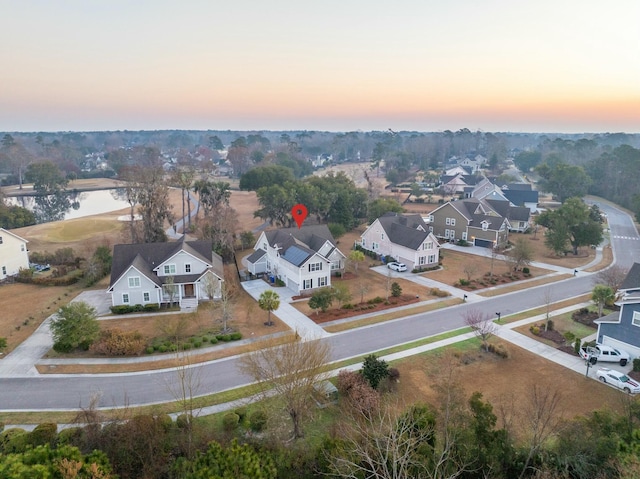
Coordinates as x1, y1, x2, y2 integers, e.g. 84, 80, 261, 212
620, 263, 640, 291
109, 239, 219, 289
263, 224, 341, 266
0, 228, 29, 244
502, 189, 539, 206
376, 213, 434, 250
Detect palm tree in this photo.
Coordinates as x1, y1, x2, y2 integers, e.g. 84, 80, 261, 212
258, 290, 280, 326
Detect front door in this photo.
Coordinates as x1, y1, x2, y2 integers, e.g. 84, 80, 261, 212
184, 283, 194, 297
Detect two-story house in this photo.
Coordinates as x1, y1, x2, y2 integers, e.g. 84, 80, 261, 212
426, 198, 510, 248
596, 263, 640, 358
108, 238, 223, 309
0, 228, 29, 280
245, 225, 345, 294
358, 213, 439, 270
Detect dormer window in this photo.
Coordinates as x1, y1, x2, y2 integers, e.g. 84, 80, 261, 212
481, 221, 489, 231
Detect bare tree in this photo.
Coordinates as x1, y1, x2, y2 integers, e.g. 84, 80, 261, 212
463, 263, 478, 282
489, 245, 499, 278
463, 308, 497, 352
165, 346, 203, 459
212, 279, 235, 333
518, 383, 563, 479
327, 400, 447, 479
542, 287, 553, 331
164, 275, 178, 306
595, 265, 629, 296
358, 281, 370, 304
239, 335, 331, 439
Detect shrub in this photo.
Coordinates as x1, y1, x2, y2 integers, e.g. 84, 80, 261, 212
522, 267, 530, 274
56, 427, 84, 446
457, 278, 470, 286
633, 358, 640, 373
0, 337, 6, 352
210, 337, 218, 345
234, 407, 248, 422
143, 303, 160, 312
574, 338, 582, 354
145, 346, 155, 354
91, 328, 146, 356
229, 332, 242, 341
217, 334, 231, 342
391, 282, 402, 298
222, 412, 240, 432
337, 370, 380, 416
361, 354, 389, 389
563, 331, 576, 343
29, 423, 57, 447
388, 367, 400, 382
249, 410, 268, 432
176, 414, 192, 429
367, 296, 384, 305
342, 303, 354, 310
488, 343, 509, 358
546, 320, 554, 331
110, 305, 132, 314
193, 341, 202, 348
0, 428, 29, 454
530, 325, 540, 335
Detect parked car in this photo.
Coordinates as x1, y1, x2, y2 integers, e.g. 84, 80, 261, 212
579, 344, 630, 366
596, 368, 640, 393
387, 262, 407, 272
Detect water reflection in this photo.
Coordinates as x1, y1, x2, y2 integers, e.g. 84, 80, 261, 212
7, 189, 132, 223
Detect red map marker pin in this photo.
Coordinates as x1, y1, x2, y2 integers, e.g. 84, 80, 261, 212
291, 204, 308, 229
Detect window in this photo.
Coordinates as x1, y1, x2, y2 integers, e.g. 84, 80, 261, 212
143, 292, 150, 302
303, 279, 312, 289
428, 226, 434, 232
0, 236, 3, 244
633, 311, 640, 327
122, 293, 130, 304
331, 262, 339, 270
462, 232, 467, 240
427, 215, 434, 222
445, 217, 451, 225
309, 262, 322, 272
423, 241, 433, 250
21, 244, 25, 251
428, 254, 436, 263
450, 218, 456, 226
263, 242, 267, 250
361, 238, 366, 247
163, 264, 176, 275
419, 256, 426, 265
1, 266, 5, 275
482, 222, 488, 231
318, 276, 327, 287
381, 233, 385, 240
128, 276, 141, 288
372, 242, 379, 250
185, 264, 191, 273
444, 229, 450, 239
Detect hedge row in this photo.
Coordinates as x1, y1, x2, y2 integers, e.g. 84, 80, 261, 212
110, 304, 160, 314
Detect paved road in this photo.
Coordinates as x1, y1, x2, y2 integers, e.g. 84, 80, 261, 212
0, 201, 638, 411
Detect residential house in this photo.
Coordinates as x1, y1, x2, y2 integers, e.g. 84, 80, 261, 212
108, 238, 223, 309
426, 198, 510, 247
500, 183, 539, 213
245, 225, 345, 294
439, 173, 482, 196
595, 263, 640, 358
358, 213, 440, 270
0, 228, 29, 280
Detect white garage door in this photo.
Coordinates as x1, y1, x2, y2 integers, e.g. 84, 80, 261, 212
601, 335, 640, 359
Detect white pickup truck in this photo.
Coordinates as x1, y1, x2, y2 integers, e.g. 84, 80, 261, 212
579, 344, 630, 366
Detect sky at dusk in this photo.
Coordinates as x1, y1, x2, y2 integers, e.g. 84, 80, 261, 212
2, 0, 639, 133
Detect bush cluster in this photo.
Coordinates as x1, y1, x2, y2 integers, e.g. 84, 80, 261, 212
147, 332, 241, 355
110, 304, 160, 315
429, 288, 450, 297
91, 328, 146, 356
488, 343, 509, 358
367, 296, 384, 305
633, 358, 640, 373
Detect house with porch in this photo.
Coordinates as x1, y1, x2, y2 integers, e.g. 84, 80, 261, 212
0, 228, 29, 280
108, 238, 223, 309
358, 213, 439, 270
245, 225, 345, 294
595, 263, 640, 358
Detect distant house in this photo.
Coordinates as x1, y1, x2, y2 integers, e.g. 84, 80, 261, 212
500, 183, 539, 213
358, 213, 439, 270
426, 198, 510, 248
0, 228, 29, 280
596, 263, 640, 358
245, 225, 345, 294
108, 238, 223, 309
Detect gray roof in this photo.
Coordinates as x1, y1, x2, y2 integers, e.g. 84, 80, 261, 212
246, 248, 267, 263
502, 189, 539, 206
109, 238, 220, 288
620, 263, 640, 291
263, 224, 341, 266
377, 213, 433, 250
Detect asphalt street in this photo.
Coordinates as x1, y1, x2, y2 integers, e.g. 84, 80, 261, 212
0, 200, 638, 411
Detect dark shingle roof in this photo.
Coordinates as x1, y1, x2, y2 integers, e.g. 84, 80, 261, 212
620, 263, 640, 291
263, 224, 340, 266
246, 248, 267, 263
377, 213, 432, 250
502, 189, 539, 206
109, 239, 217, 288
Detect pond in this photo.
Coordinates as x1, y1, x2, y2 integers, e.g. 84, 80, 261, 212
6, 189, 133, 223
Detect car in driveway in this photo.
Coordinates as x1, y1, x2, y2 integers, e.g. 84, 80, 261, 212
596, 368, 640, 393
387, 262, 407, 272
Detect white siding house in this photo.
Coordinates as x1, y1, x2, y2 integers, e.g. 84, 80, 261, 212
245, 225, 345, 294
108, 239, 223, 309
358, 213, 440, 270
0, 228, 29, 280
